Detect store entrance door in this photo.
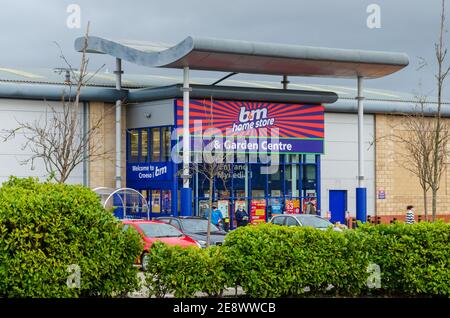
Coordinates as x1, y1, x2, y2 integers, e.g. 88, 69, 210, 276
329, 190, 347, 224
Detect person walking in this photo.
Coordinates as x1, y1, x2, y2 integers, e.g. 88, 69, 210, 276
211, 204, 224, 230
405, 205, 415, 224
235, 205, 249, 227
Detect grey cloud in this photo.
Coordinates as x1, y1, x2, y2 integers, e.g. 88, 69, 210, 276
0, 0, 447, 96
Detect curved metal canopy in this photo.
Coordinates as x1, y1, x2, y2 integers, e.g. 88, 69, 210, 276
74, 36, 409, 79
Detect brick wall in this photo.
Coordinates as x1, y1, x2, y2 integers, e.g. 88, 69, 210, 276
375, 114, 450, 219
88, 102, 126, 189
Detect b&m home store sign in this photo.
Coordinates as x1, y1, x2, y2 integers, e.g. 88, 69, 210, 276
176, 99, 324, 154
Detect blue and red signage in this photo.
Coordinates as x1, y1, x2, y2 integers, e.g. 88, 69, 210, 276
176, 99, 324, 154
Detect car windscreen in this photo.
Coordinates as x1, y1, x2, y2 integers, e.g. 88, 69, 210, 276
181, 219, 219, 233
297, 216, 333, 229
137, 223, 184, 238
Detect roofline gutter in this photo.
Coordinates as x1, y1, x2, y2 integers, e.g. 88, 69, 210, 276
127, 84, 339, 104
2, 81, 450, 117
325, 99, 450, 116
0, 82, 127, 102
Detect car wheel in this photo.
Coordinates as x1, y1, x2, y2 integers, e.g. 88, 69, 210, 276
141, 252, 149, 271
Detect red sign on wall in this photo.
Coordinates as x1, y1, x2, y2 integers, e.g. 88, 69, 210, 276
250, 199, 266, 225
285, 199, 300, 214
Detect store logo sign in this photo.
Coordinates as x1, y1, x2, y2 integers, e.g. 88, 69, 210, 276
127, 163, 171, 182
233, 106, 275, 132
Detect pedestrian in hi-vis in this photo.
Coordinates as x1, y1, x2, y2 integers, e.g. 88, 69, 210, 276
405, 205, 415, 224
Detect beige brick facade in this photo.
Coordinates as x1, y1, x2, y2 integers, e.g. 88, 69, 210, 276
375, 114, 450, 219
88, 102, 126, 189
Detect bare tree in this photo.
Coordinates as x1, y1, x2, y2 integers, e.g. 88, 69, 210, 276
1, 22, 111, 183
393, 0, 450, 221
390, 97, 441, 221
191, 161, 229, 247
179, 97, 230, 247
429, 0, 450, 221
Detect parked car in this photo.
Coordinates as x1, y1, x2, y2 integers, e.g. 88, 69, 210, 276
269, 214, 343, 231
122, 219, 200, 270
155, 216, 227, 248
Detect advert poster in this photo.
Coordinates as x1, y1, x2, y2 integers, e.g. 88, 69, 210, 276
270, 198, 282, 215
218, 200, 229, 218
285, 199, 300, 214
176, 99, 324, 154
250, 199, 266, 225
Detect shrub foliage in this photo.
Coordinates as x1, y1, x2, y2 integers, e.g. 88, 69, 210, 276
0, 177, 142, 297
144, 222, 450, 297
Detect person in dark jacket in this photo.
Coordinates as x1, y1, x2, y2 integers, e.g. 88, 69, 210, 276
235, 205, 249, 227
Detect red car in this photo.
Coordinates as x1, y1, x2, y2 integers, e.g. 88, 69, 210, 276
122, 219, 200, 270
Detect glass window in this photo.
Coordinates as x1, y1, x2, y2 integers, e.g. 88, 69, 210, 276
152, 128, 161, 162
129, 130, 139, 162
284, 165, 292, 196
141, 129, 148, 162
156, 218, 171, 224
285, 216, 298, 226
170, 219, 181, 229
161, 190, 171, 213
268, 164, 281, 196
272, 216, 285, 225
137, 223, 183, 238
251, 164, 266, 198
152, 190, 161, 213
303, 165, 316, 181
296, 215, 332, 229
305, 154, 316, 164
181, 218, 219, 233
216, 164, 233, 199
233, 164, 246, 199
162, 127, 171, 162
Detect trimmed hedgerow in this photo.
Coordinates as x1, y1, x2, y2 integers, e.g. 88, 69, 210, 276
143, 222, 450, 298
357, 221, 450, 296
0, 177, 143, 297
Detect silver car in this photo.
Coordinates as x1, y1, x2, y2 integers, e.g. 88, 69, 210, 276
269, 214, 343, 231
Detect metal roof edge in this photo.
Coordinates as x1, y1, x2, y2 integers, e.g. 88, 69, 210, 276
127, 84, 339, 104
0, 82, 126, 102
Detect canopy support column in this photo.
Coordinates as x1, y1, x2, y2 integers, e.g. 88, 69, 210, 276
356, 76, 367, 223
181, 66, 192, 216
114, 58, 123, 189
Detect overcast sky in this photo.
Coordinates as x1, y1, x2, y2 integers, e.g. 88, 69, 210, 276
0, 0, 448, 96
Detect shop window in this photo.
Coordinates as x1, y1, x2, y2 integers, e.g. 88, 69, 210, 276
151, 190, 161, 213
284, 165, 292, 194
162, 127, 171, 162
251, 164, 266, 198
161, 190, 171, 213
141, 129, 148, 162
268, 164, 281, 195
151, 128, 161, 162
215, 164, 234, 200
304, 154, 316, 164
129, 130, 139, 162
303, 165, 316, 190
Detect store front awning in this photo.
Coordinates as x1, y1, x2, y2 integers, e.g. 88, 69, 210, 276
74, 36, 409, 79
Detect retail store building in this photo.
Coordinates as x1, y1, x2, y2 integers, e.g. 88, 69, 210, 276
1, 36, 450, 223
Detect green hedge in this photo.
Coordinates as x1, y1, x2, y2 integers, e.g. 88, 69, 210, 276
0, 177, 143, 297
144, 242, 231, 297
144, 222, 450, 298
223, 224, 372, 297
357, 221, 450, 296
